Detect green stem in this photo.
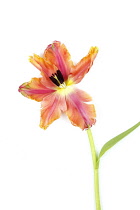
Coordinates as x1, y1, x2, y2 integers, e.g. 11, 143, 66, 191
87, 128, 101, 210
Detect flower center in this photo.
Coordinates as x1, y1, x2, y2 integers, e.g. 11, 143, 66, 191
49, 70, 66, 88
57, 84, 74, 96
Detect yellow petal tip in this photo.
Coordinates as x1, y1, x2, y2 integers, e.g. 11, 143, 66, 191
90, 46, 99, 54
28, 56, 33, 62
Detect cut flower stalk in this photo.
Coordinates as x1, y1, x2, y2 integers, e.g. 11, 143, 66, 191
86, 121, 140, 210
87, 128, 101, 210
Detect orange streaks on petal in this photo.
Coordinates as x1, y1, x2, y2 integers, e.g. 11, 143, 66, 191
29, 56, 42, 71
29, 54, 57, 76
40, 93, 66, 129
29, 54, 59, 88
70, 46, 98, 84
74, 88, 92, 102
44, 41, 73, 80
40, 76, 57, 89
65, 93, 96, 130
19, 78, 55, 102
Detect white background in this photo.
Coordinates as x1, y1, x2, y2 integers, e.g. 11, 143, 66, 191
0, 0, 140, 210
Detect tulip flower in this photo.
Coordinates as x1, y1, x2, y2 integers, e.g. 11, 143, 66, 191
19, 41, 98, 130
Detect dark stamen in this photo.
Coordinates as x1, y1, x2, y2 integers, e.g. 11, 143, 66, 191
49, 76, 60, 86
49, 70, 65, 86
56, 70, 64, 84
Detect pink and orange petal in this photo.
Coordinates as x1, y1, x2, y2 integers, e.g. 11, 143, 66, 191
19, 78, 55, 102
66, 92, 96, 130
74, 88, 93, 102
40, 93, 66, 129
44, 41, 73, 80
70, 46, 98, 84
29, 54, 58, 77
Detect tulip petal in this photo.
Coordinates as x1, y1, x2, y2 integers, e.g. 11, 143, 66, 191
70, 46, 98, 84
65, 91, 96, 129
29, 55, 59, 89
74, 88, 92, 102
44, 41, 73, 80
40, 93, 67, 129
19, 78, 55, 101
29, 54, 58, 79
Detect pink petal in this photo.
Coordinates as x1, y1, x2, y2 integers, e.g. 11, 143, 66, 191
70, 47, 98, 84
44, 41, 73, 80
65, 91, 96, 129
19, 78, 55, 102
40, 93, 67, 129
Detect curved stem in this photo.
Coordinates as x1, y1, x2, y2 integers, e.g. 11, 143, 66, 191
87, 128, 101, 210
